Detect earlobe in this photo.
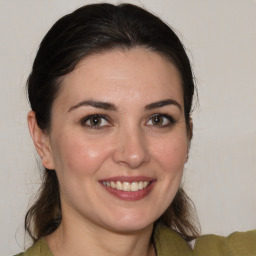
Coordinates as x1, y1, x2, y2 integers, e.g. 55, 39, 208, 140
27, 111, 55, 170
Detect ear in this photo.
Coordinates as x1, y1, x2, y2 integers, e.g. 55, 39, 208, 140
187, 117, 193, 143
27, 111, 55, 170
185, 118, 193, 162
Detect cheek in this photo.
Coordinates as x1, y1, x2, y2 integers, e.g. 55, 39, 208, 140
151, 135, 187, 172
51, 132, 111, 177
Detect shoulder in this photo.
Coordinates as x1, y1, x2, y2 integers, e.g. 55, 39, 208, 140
154, 224, 256, 256
194, 229, 256, 256
14, 238, 53, 256
154, 223, 193, 256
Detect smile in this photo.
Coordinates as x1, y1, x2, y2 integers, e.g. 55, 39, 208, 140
102, 181, 150, 192
99, 176, 156, 201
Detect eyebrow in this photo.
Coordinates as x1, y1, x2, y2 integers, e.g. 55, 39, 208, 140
144, 99, 182, 111
68, 100, 117, 112
68, 98, 182, 112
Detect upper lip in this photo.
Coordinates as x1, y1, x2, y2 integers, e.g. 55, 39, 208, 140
99, 176, 156, 182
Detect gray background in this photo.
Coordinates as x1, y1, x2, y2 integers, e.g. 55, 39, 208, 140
0, 0, 255, 254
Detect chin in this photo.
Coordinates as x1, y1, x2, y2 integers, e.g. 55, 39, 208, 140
101, 211, 157, 234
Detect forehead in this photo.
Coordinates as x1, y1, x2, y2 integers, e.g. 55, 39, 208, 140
55, 47, 184, 110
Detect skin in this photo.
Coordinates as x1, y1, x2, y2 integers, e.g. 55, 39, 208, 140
28, 47, 190, 256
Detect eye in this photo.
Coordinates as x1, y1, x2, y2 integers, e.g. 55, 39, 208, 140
81, 114, 110, 128
147, 114, 175, 127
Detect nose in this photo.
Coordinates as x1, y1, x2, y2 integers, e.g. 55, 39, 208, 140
112, 126, 150, 169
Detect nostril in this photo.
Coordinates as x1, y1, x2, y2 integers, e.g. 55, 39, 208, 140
112, 130, 150, 168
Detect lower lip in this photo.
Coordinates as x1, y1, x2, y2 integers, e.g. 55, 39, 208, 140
100, 182, 155, 201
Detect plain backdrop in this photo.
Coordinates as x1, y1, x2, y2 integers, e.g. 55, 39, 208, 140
0, 0, 255, 254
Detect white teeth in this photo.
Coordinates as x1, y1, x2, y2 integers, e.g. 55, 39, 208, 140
131, 182, 138, 191
110, 181, 116, 189
138, 181, 143, 190
116, 181, 123, 190
103, 180, 150, 191
123, 182, 130, 191
103, 181, 110, 187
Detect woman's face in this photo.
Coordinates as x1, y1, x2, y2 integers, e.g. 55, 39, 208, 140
44, 48, 189, 233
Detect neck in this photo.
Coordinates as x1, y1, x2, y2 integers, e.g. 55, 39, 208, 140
46, 214, 156, 256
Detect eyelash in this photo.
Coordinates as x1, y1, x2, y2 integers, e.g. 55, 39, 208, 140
147, 113, 176, 127
80, 113, 176, 129
80, 114, 110, 129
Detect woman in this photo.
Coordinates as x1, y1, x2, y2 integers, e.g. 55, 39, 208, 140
16, 3, 255, 256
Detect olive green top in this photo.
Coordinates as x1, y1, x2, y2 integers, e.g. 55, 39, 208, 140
15, 224, 256, 256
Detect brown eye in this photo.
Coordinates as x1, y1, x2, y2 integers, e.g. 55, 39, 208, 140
147, 114, 175, 127
152, 114, 163, 125
81, 114, 109, 128
90, 116, 102, 126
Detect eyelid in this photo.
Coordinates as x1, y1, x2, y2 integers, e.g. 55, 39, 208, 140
146, 113, 176, 126
80, 113, 176, 129
80, 114, 111, 129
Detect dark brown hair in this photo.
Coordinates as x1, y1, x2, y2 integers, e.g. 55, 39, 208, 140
25, 3, 199, 244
